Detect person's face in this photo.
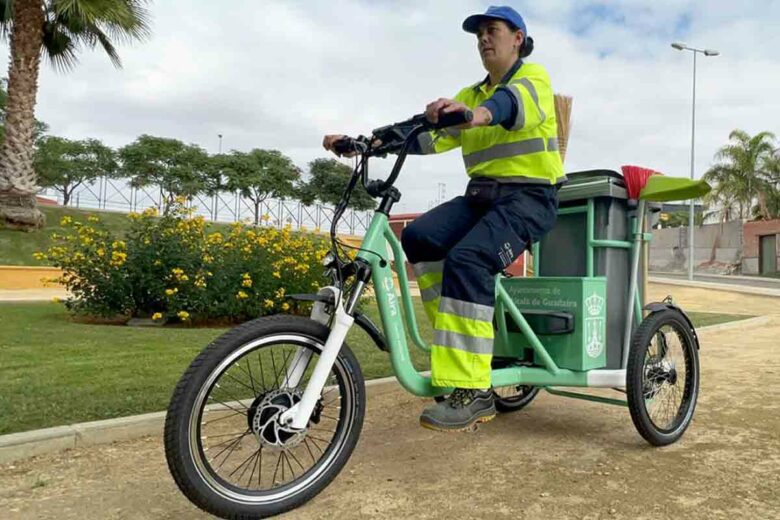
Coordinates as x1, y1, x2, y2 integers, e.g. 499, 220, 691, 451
476, 20, 523, 68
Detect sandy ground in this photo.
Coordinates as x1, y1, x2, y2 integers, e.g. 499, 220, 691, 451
1, 284, 779, 519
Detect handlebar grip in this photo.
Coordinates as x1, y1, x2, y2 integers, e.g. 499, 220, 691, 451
433, 109, 473, 130
333, 138, 356, 155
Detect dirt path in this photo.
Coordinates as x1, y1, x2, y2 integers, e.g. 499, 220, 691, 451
2, 285, 779, 519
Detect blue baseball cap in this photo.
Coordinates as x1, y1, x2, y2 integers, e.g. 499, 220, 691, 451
462, 5, 527, 36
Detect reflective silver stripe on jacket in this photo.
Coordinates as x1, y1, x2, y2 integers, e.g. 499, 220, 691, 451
463, 138, 544, 169
438, 296, 494, 323
433, 330, 494, 355
417, 132, 436, 154
439, 127, 462, 139
463, 137, 560, 170
507, 78, 547, 131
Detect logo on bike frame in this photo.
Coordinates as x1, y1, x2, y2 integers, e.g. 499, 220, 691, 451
585, 292, 605, 358
384, 276, 398, 317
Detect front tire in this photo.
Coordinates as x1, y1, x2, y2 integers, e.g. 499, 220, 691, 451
626, 309, 699, 446
164, 315, 365, 519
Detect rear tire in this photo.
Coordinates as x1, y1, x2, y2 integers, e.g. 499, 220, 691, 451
626, 309, 699, 446
493, 385, 540, 413
164, 315, 365, 519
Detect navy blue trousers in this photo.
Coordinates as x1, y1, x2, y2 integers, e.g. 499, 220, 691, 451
400, 184, 559, 387
402, 185, 559, 305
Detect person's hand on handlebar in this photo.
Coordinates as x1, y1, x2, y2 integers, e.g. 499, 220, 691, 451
323, 135, 356, 157
323, 134, 382, 157
425, 98, 491, 128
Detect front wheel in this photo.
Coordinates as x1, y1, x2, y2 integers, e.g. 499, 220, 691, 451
164, 315, 366, 519
626, 309, 700, 446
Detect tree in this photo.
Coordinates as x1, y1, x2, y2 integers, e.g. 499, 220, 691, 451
213, 149, 300, 225
0, 78, 48, 142
297, 158, 376, 211
120, 135, 210, 213
35, 136, 116, 205
0, 0, 150, 230
658, 210, 703, 229
703, 130, 778, 221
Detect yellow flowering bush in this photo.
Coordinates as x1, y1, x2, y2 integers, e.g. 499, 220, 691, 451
35, 202, 331, 323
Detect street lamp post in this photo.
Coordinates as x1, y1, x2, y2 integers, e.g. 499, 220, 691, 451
671, 42, 719, 281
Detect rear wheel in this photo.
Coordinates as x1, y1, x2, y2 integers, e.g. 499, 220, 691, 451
626, 309, 699, 446
164, 315, 365, 519
493, 385, 540, 413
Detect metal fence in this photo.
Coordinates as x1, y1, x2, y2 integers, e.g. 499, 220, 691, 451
39, 177, 372, 236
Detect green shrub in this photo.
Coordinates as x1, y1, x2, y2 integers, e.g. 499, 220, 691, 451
36, 202, 330, 323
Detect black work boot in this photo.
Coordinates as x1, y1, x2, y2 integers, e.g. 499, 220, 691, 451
420, 388, 496, 432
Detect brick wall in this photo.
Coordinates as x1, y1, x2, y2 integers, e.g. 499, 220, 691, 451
743, 219, 780, 274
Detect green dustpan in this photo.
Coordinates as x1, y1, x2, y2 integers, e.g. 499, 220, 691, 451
639, 175, 711, 202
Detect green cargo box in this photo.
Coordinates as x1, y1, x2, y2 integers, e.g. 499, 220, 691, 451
496, 277, 608, 371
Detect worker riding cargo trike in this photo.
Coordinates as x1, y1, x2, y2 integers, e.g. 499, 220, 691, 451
164, 110, 711, 519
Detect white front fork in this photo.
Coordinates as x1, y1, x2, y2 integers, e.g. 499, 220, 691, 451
279, 287, 352, 430
280, 292, 332, 388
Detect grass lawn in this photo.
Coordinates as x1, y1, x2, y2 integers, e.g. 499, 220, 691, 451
0, 206, 133, 266
0, 300, 752, 435
0, 205, 236, 266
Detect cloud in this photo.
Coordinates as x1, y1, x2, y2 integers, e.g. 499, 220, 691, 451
2, 0, 778, 213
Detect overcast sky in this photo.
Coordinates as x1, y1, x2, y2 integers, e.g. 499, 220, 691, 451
5, 0, 780, 213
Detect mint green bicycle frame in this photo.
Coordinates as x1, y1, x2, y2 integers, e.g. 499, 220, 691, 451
355, 198, 648, 407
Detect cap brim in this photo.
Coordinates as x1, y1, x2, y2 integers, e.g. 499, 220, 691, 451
462, 14, 500, 34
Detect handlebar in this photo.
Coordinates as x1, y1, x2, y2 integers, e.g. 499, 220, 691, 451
408, 109, 474, 130
331, 109, 473, 196
333, 109, 473, 157
326, 108, 474, 209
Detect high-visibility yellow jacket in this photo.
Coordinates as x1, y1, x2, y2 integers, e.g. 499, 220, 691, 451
418, 60, 565, 185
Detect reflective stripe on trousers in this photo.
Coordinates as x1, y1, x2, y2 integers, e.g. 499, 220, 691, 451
402, 184, 559, 389
413, 261, 443, 326
412, 263, 494, 389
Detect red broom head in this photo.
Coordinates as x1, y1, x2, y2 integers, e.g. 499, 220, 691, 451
621, 165, 660, 200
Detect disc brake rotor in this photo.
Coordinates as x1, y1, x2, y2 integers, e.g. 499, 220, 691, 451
250, 389, 307, 449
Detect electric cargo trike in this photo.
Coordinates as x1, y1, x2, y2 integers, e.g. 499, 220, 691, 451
164, 110, 710, 519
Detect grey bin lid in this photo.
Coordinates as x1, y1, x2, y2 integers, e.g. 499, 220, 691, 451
558, 170, 628, 203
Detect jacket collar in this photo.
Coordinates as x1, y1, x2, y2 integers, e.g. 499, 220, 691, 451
474, 58, 524, 92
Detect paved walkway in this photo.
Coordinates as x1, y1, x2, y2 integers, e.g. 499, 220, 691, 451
1, 284, 778, 519
652, 272, 780, 290
0, 288, 68, 302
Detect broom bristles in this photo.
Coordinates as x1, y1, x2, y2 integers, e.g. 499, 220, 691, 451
554, 94, 573, 163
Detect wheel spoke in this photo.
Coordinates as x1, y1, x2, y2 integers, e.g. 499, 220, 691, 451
272, 451, 283, 486
214, 434, 248, 469
231, 448, 261, 480
303, 438, 317, 463
257, 350, 268, 392
207, 395, 248, 416
205, 429, 251, 451
277, 348, 294, 388
223, 370, 256, 395
247, 447, 261, 489
202, 410, 244, 426
244, 358, 257, 395
270, 350, 279, 389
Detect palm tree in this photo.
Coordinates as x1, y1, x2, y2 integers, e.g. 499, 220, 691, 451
0, 0, 150, 230
703, 129, 777, 221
